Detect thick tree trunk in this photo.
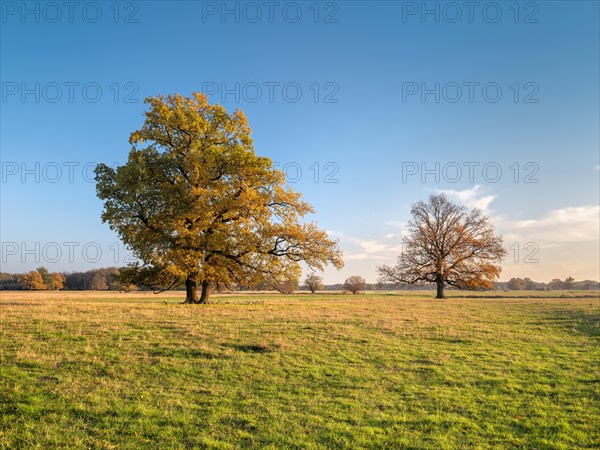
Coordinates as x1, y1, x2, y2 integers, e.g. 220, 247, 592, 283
198, 280, 211, 304
184, 278, 198, 304
435, 274, 446, 299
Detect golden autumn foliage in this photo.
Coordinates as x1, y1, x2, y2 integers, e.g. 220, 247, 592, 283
20, 271, 46, 290
95, 93, 343, 303
47, 273, 65, 290
378, 194, 506, 299
34, 267, 64, 290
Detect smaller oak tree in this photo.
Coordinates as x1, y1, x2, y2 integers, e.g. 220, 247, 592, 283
344, 275, 366, 294
304, 273, 324, 293
378, 194, 506, 299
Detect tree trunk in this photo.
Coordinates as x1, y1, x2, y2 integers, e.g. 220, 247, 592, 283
435, 274, 446, 299
198, 280, 211, 304
184, 278, 198, 304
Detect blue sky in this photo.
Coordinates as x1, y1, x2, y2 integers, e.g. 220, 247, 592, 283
1, 1, 599, 283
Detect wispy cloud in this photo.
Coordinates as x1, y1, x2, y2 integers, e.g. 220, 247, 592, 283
499, 205, 600, 243
430, 186, 599, 244
435, 185, 497, 212
341, 235, 404, 261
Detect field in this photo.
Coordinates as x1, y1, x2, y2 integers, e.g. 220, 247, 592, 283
1, 291, 598, 449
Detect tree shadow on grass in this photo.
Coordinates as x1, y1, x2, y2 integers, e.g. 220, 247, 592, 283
543, 306, 599, 339
221, 342, 278, 353
147, 347, 225, 359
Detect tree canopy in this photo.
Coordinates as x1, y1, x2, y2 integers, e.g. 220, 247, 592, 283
344, 275, 366, 294
377, 194, 506, 299
95, 93, 343, 303
304, 273, 324, 293
19, 271, 46, 291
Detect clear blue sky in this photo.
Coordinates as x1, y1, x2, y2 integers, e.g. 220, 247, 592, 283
1, 1, 599, 283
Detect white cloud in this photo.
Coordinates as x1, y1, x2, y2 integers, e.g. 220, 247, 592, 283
431, 186, 599, 244
341, 235, 404, 261
435, 185, 497, 212
383, 220, 410, 239
498, 205, 600, 243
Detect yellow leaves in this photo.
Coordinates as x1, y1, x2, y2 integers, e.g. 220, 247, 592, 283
48, 273, 65, 290
19, 271, 46, 290
97, 91, 343, 293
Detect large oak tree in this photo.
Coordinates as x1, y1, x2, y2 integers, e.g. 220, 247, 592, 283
377, 194, 506, 299
95, 93, 343, 303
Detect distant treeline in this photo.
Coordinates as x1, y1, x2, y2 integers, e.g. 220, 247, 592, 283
0, 267, 127, 291
500, 276, 599, 291
346, 277, 599, 291
1, 268, 598, 292
316, 276, 599, 291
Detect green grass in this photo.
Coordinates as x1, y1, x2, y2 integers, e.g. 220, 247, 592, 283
1, 291, 598, 448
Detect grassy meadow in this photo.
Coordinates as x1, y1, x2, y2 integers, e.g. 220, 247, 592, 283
1, 290, 598, 449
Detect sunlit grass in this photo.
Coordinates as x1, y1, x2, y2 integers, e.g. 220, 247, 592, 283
1, 291, 598, 448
